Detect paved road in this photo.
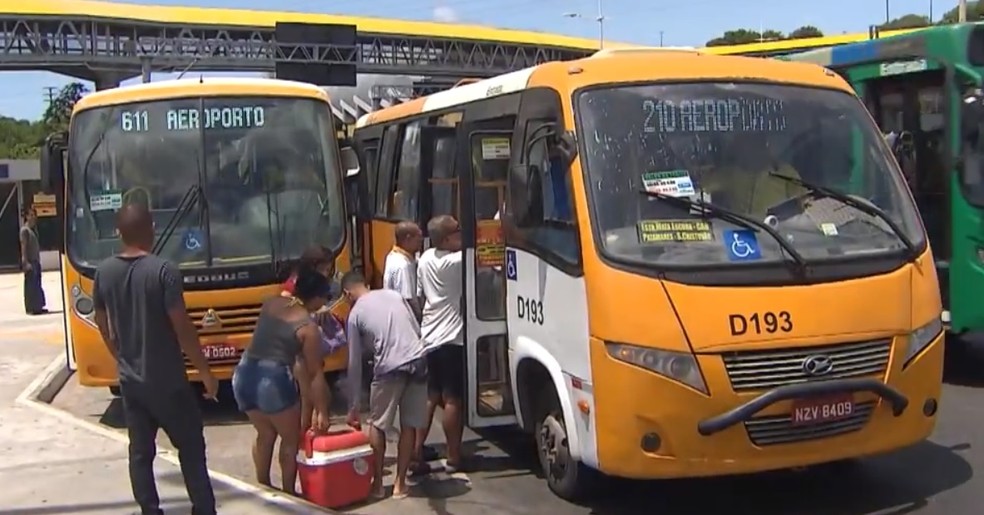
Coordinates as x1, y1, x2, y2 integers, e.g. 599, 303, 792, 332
46, 331, 984, 515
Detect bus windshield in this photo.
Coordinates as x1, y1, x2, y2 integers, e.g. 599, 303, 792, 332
577, 82, 925, 268
67, 96, 345, 272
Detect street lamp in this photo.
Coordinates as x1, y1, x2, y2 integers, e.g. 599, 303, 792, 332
562, 0, 606, 48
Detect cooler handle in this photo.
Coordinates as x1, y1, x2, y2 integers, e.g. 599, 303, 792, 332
302, 426, 357, 458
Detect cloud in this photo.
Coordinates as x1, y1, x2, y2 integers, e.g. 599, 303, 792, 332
433, 5, 458, 22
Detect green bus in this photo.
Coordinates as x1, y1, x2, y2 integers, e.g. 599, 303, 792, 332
783, 23, 984, 335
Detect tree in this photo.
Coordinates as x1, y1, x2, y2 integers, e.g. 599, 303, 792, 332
705, 26, 823, 47
0, 116, 47, 159
789, 25, 824, 39
940, 1, 984, 23
706, 29, 774, 46
879, 13, 931, 30
42, 82, 88, 132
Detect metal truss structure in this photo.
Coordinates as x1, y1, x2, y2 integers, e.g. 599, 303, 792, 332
0, 14, 594, 85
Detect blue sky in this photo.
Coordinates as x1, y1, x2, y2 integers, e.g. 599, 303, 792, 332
0, 0, 942, 121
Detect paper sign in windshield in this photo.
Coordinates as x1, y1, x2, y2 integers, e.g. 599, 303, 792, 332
90, 192, 123, 212
642, 170, 695, 197
637, 219, 714, 244
481, 137, 511, 160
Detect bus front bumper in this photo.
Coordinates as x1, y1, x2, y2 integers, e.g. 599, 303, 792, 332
588, 334, 943, 480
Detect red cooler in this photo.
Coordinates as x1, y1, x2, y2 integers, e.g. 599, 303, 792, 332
297, 428, 374, 509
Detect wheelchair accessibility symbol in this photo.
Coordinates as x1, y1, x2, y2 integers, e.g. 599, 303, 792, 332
723, 229, 761, 262
505, 249, 518, 281
182, 228, 204, 251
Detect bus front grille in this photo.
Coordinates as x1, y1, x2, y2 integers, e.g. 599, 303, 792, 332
744, 400, 876, 446
720, 339, 892, 392
187, 303, 263, 336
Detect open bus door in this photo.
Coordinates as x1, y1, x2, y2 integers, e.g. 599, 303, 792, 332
40, 133, 74, 370
457, 109, 518, 429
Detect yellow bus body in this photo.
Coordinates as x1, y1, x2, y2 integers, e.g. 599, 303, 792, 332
352, 47, 944, 493
63, 79, 350, 388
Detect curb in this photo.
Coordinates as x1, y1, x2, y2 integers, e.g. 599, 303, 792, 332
18, 355, 335, 513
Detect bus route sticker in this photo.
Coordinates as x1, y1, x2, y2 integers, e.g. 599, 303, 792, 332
90, 191, 123, 212
637, 219, 714, 244
641, 170, 696, 197
505, 249, 518, 281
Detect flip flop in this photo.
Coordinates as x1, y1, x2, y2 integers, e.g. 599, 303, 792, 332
392, 490, 410, 500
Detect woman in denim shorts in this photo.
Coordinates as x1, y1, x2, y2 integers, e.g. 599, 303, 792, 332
232, 265, 332, 496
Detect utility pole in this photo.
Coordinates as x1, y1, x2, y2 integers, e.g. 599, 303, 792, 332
595, 0, 605, 49
563, 0, 606, 49
42, 86, 57, 106
885, 0, 890, 23
959, 0, 968, 22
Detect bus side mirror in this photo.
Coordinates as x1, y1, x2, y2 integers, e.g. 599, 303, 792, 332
511, 163, 544, 227
340, 146, 360, 179
40, 134, 66, 193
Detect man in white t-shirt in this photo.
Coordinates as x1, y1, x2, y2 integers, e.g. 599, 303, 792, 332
383, 221, 423, 318
415, 215, 465, 472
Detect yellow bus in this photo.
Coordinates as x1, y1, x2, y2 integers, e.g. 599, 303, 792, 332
350, 48, 945, 499
40, 78, 353, 393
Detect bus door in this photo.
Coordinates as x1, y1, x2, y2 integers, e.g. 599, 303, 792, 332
866, 70, 953, 308
458, 110, 518, 428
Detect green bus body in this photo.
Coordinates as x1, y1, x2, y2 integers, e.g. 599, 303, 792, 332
783, 23, 984, 335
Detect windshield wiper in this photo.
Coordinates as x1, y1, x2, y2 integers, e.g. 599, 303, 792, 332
637, 190, 808, 276
152, 184, 202, 256
767, 172, 918, 261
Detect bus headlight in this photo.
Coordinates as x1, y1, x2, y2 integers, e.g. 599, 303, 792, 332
904, 317, 944, 367
71, 283, 96, 320
605, 342, 707, 394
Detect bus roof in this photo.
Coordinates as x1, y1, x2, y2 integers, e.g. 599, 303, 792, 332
782, 22, 976, 68
73, 77, 330, 113
356, 51, 850, 128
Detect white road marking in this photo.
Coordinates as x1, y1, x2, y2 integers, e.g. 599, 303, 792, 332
16, 356, 321, 512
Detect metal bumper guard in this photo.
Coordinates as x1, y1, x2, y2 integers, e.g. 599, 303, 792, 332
696, 378, 909, 436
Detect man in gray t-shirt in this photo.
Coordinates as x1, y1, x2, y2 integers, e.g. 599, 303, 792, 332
19, 207, 46, 315
342, 270, 427, 499
91, 204, 218, 515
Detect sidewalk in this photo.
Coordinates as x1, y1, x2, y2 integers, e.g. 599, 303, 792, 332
0, 272, 321, 514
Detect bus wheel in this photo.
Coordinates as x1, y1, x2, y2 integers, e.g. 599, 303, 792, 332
534, 393, 598, 501
109, 386, 121, 397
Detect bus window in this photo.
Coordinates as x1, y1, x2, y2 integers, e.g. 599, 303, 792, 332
429, 135, 458, 218
471, 131, 510, 321
392, 121, 422, 221
375, 125, 400, 217
518, 120, 579, 265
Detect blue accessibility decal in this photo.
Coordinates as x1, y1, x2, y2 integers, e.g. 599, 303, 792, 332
505, 249, 517, 281
723, 229, 761, 262
182, 228, 204, 251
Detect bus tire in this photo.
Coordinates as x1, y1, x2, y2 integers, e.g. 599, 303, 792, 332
109, 386, 121, 397
534, 388, 599, 501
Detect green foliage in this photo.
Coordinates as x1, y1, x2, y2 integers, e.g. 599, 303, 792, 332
0, 81, 87, 159
879, 14, 931, 30
705, 25, 825, 47
0, 116, 46, 159
940, 1, 984, 24
42, 82, 88, 133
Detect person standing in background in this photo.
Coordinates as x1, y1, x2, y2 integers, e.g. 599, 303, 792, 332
416, 215, 466, 473
92, 203, 219, 515
383, 221, 424, 318
20, 206, 46, 315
